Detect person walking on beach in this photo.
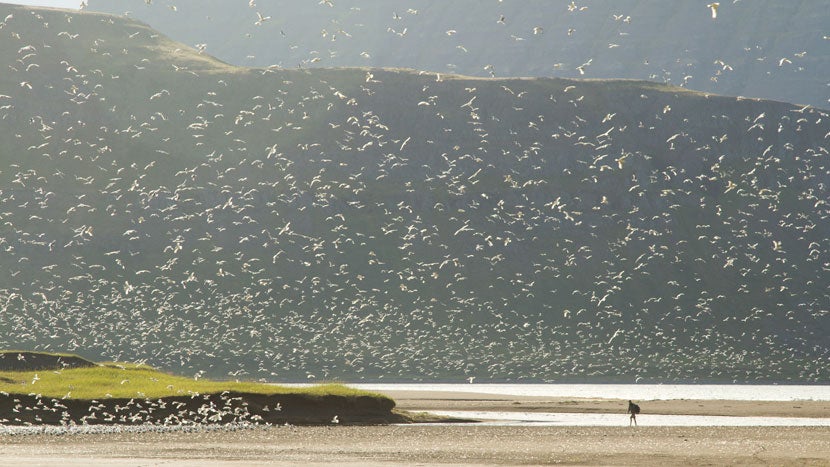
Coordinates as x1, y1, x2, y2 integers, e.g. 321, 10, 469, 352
627, 400, 640, 426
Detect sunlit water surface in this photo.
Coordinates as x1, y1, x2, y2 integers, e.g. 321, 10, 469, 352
424, 411, 830, 427
353, 383, 830, 427
347, 383, 830, 401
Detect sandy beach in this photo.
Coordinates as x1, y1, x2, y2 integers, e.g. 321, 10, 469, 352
1, 390, 828, 466
388, 389, 830, 418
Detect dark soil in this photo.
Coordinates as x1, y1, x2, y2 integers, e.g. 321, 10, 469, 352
0, 390, 405, 426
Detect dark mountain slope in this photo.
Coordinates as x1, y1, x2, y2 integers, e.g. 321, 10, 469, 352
0, 4, 828, 382
0, 351, 96, 371
87, 0, 830, 109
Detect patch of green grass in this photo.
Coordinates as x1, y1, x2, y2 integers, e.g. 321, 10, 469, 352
0, 365, 388, 402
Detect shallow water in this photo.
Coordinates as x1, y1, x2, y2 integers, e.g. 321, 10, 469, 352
424, 410, 830, 427
347, 383, 830, 401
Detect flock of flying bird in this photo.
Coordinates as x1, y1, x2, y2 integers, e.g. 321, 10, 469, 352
0, 383, 307, 428
0, 3, 827, 386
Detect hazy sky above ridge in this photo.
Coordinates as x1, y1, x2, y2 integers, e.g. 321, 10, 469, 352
4, 0, 79, 8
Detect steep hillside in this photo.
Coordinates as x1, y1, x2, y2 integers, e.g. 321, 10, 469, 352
0, 351, 96, 371
0, 4, 828, 382
87, 0, 830, 109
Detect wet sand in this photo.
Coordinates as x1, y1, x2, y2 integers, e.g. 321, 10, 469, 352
1, 390, 828, 466
388, 389, 830, 418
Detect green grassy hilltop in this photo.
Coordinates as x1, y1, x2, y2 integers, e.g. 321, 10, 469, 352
0, 363, 375, 400
0, 351, 398, 425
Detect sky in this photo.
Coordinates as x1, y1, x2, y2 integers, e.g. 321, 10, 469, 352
5, 0, 80, 8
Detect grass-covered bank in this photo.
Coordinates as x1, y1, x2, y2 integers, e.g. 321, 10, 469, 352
0, 352, 406, 426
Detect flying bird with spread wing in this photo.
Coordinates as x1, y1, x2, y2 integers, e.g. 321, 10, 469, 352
707, 3, 720, 19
